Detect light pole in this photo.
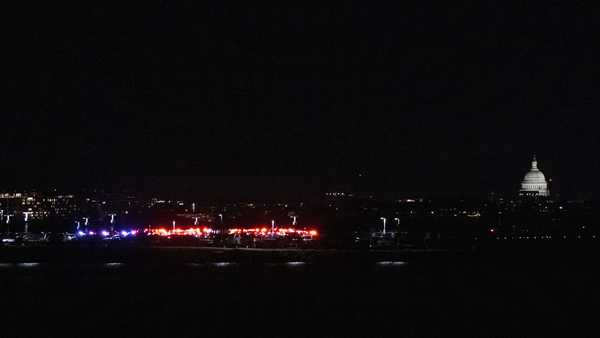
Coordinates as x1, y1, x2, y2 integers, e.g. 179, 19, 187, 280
172, 220, 176, 232
194, 217, 199, 226
6, 215, 12, 233
380, 217, 387, 235
109, 214, 116, 232
291, 216, 297, 226
192, 202, 196, 214
394, 217, 400, 226
271, 219, 275, 236
23, 212, 33, 233
218, 213, 224, 235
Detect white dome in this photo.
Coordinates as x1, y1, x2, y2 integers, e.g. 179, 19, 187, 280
523, 170, 547, 183
520, 156, 549, 196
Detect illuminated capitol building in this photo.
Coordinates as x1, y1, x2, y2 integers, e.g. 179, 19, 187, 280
520, 155, 550, 197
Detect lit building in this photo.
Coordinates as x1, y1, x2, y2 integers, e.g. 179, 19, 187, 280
0, 192, 79, 221
520, 155, 550, 197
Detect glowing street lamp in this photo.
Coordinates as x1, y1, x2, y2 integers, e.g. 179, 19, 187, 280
271, 220, 275, 235
109, 213, 116, 232
291, 216, 297, 226
380, 217, 387, 235
23, 211, 33, 233
172, 220, 176, 231
6, 215, 12, 233
194, 217, 199, 226
394, 217, 400, 226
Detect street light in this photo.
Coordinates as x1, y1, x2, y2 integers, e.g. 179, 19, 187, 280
23, 212, 33, 233
6, 215, 12, 233
172, 220, 176, 231
82, 217, 89, 233
271, 220, 275, 235
194, 217, 199, 226
218, 213, 224, 235
394, 217, 400, 226
109, 213, 116, 232
291, 215, 297, 226
380, 217, 387, 235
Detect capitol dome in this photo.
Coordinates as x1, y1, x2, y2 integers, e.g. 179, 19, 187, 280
520, 155, 549, 197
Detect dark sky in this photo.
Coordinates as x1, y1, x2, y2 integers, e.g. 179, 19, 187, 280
1, 2, 599, 199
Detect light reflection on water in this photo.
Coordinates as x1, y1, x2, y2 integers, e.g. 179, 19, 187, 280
376, 261, 407, 267
186, 263, 207, 268
104, 263, 124, 267
0, 261, 411, 269
17, 263, 40, 268
212, 262, 235, 267
265, 262, 308, 267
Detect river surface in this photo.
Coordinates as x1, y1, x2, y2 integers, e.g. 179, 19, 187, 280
0, 246, 597, 337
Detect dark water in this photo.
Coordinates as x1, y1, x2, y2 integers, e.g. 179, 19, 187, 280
0, 248, 597, 337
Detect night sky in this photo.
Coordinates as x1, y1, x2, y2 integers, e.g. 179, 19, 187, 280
1, 3, 599, 199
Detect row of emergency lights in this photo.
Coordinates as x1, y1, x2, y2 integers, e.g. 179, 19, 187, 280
146, 227, 318, 237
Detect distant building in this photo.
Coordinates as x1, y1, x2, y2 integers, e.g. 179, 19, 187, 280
0, 192, 79, 221
520, 155, 550, 197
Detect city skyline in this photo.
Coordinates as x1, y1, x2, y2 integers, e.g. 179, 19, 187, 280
0, 153, 594, 200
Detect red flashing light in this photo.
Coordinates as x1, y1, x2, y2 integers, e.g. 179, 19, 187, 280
147, 224, 319, 239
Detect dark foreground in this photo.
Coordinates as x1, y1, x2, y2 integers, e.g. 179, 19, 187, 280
0, 243, 598, 337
